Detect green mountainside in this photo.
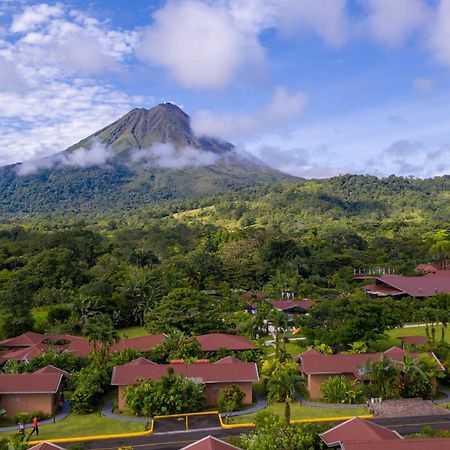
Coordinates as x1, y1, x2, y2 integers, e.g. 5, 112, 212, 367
0, 103, 291, 216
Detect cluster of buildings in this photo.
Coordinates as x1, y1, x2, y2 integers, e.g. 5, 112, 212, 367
0, 331, 259, 418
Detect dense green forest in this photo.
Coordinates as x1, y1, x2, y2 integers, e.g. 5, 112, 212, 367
0, 174, 448, 340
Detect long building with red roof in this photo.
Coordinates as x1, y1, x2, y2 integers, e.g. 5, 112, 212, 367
111, 356, 259, 408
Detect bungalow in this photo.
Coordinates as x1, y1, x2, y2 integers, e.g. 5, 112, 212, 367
111, 356, 259, 409
397, 335, 427, 349
110, 334, 166, 352
0, 371, 63, 417
362, 269, 450, 298
29, 443, 67, 450
341, 439, 450, 449
319, 417, 402, 448
297, 347, 444, 399
271, 300, 313, 321
181, 435, 241, 450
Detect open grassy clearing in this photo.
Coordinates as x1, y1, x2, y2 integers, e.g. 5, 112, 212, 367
231, 402, 368, 423
118, 326, 150, 338
0, 412, 144, 439
388, 325, 450, 344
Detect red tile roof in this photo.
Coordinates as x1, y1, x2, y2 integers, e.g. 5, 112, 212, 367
341, 438, 450, 450
320, 417, 402, 447
33, 365, 70, 377
298, 347, 444, 376
0, 331, 44, 348
180, 435, 241, 450
0, 373, 63, 394
362, 284, 405, 296
29, 442, 67, 450
213, 356, 244, 364
0, 343, 51, 363
195, 334, 257, 352
397, 336, 427, 346
374, 271, 450, 297
271, 300, 313, 311
111, 358, 259, 386
111, 334, 166, 352
415, 263, 444, 274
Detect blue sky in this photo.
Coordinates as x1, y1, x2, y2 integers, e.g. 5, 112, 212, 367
0, 0, 449, 177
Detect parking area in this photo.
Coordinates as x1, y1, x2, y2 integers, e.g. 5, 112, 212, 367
153, 413, 221, 433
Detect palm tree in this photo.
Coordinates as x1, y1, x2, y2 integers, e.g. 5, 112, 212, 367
263, 359, 304, 424
401, 355, 428, 398
363, 355, 400, 399
83, 314, 119, 357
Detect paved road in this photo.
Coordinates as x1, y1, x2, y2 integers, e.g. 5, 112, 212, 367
73, 414, 450, 450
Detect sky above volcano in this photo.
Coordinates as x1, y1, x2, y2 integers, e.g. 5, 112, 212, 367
1, 0, 449, 178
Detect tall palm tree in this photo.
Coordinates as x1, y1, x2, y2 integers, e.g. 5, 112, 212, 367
263, 359, 304, 424
83, 314, 119, 357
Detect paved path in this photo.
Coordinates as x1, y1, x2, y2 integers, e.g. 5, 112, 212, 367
101, 397, 149, 423
220, 394, 267, 418
434, 384, 450, 404
0, 400, 71, 432
295, 394, 365, 409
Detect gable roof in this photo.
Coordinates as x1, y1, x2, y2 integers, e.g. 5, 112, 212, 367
29, 442, 67, 450
271, 300, 313, 311
341, 438, 450, 450
213, 356, 244, 364
373, 271, 450, 297
0, 343, 51, 363
0, 373, 63, 394
180, 435, 241, 450
320, 417, 402, 447
298, 347, 444, 376
111, 359, 259, 386
195, 334, 257, 352
0, 331, 44, 348
125, 357, 159, 366
111, 334, 166, 352
34, 365, 70, 377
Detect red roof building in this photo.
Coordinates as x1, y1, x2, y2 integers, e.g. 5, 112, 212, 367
33, 364, 70, 377
195, 334, 257, 352
180, 436, 241, 450
29, 443, 67, 450
320, 417, 402, 447
298, 347, 444, 399
111, 334, 166, 352
362, 270, 450, 297
397, 336, 427, 348
0, 372, 64, 417
111, 357, 259, 408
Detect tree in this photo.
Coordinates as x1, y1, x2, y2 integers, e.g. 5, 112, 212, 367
401, 355, 431, 399
362, 355, 400, 399
320, 375, 363, 404
123, 369, 205, 416
262, 359, 304, 424
218, 384, 245, 416
430, 240, 450, 269
83, 314, 119, 356
145, 288, 223, 334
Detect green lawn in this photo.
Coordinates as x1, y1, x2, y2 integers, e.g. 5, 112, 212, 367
231, 402, 368, 424
388, 326, 450, 344
1, 413, 144, 440
118, 326, 149, 338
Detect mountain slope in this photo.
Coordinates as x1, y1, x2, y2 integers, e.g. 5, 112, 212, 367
0, 103, 293, 216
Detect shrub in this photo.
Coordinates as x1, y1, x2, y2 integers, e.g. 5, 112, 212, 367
320, 375, 364, 404
67, 444, 85, 450
12, 411, 48, 424
218, 384, 245, 414
124, 369, 206, 417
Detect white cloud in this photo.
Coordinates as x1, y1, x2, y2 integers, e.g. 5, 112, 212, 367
11, 3, 63, 33
192, 87, 307, 139
16, 140, 114, 175
137, 0, 265, 89
364, 0, 430, 46
0, 56, 27, 91
276, 0, 348, 47
413, 78, 434, 94
131, 143, 219, 169
429, 0, 450, 66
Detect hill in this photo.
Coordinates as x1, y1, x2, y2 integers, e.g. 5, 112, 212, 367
0, 103, 292, 216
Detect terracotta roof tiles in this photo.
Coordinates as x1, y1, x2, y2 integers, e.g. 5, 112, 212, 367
0, 373, 63, 394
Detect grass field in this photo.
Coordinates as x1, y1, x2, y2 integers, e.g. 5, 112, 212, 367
118, 326, 149, 338
388, 325, 450, 344
231, 402, 368, 424
0, 412, 144, 440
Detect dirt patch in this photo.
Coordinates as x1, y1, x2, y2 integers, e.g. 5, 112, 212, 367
370, 399, 450, 418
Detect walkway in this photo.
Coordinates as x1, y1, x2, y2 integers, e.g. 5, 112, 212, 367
220, 394, 267, 418
101, 397, 149, 423
0, 400, 71, 432
434, 384, 450, 404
